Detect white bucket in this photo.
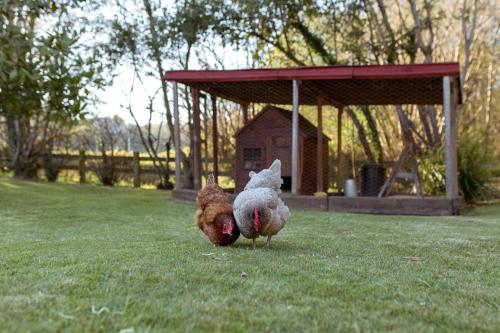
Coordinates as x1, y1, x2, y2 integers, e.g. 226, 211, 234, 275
344, 179, 358, 197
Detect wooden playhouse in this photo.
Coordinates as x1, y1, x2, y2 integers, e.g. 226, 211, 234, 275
234, 105, 329, 195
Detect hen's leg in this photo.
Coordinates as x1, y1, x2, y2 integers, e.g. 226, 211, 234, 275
266, 235, 272, 248
252, 237, 256, 250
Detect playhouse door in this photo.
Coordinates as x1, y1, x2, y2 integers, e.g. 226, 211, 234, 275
267, 136, 292, 176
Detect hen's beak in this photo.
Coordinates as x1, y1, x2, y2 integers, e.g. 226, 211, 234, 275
222, 219, 234, 235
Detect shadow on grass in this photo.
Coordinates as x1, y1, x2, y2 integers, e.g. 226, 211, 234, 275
224, 239, 311, 253
466, 201, 500, 217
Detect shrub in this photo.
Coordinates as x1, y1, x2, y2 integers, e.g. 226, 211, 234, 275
458, 141, 492, 202
87, 154, 125, 186
96, 156, 117, 186
418, 140, 492, 202
42, 152, 65, 182
418, 147, 446, 196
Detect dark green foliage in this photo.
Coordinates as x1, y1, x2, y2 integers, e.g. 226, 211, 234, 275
343, 0, 370, 64
0, 1, 105, 178
458, 140, 492, 202
290, 19, 337, 65
94, 155, 118, 186
403, 28, 418, 62
418, 147, 446, 195
419, 141, 492, 202
42, 152, 61, 182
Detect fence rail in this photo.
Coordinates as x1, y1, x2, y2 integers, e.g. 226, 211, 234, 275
0, 151, 234, 187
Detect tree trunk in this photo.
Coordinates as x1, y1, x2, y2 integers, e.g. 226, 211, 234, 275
483, 60, 494, 158
6, 114, 39, 179
142, 0, 195, 189
360, 105, 383, 163
345, 108, 376, 163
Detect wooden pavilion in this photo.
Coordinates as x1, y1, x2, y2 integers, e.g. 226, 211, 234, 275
163, 63, 462, 215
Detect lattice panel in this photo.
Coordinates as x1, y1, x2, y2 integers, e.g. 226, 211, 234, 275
184, 77, 447, 106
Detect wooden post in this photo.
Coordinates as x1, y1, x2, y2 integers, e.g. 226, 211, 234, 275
211, 95, 219, 183
78, 150, 86, 184
165, 141, 171, 181
444, 76, 459, 199
133, 151, 140, 188
192, 88, 202, 190
291, 80, 299, 195
201, 94, 209, 175
337, 107, 343, 193
316, 97, 323, 193
242, 103, 249, 124
173, 81, 181, 190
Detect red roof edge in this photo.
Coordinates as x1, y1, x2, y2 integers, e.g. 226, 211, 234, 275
163, 63, 460, 83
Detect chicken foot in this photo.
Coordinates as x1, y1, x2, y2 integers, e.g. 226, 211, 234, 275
266, 235, 272, 248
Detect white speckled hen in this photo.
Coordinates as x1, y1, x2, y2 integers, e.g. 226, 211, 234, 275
233, 159, 290, 249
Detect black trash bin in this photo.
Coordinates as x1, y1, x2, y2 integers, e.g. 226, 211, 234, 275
360, 164, 386, 196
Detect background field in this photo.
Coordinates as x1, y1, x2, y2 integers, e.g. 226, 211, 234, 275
0, 178, 499, 332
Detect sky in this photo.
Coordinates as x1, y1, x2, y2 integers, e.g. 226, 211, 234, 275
92, 48, 253, 127
88, 2, 167, 126
91, 1, 252, 127
94, 65, 164, 126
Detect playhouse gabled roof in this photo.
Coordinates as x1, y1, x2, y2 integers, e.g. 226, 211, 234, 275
235, 105, 330, 141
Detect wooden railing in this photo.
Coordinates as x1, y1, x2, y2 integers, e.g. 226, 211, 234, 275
0, 151, 234, 186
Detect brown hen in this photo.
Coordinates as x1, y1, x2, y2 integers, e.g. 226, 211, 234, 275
195, 174, 240, 246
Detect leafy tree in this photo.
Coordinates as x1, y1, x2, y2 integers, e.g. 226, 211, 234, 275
212, 0, 386, 162
108, 0, 216, 189
0, 0, 104, 178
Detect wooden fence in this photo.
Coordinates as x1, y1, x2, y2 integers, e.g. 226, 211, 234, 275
0, 151, 234, 187
0, 150, 384, 188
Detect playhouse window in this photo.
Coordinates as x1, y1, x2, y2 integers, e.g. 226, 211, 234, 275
243, 148, 262, 169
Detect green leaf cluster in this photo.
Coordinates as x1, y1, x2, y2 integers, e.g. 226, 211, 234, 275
0, 0, 104, 123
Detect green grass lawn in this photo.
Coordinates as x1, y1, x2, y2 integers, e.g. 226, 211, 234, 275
0, 178, 499, 332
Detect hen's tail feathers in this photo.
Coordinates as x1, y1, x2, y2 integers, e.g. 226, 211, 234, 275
207, 173, 215, 186
269, 159, 281, 176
